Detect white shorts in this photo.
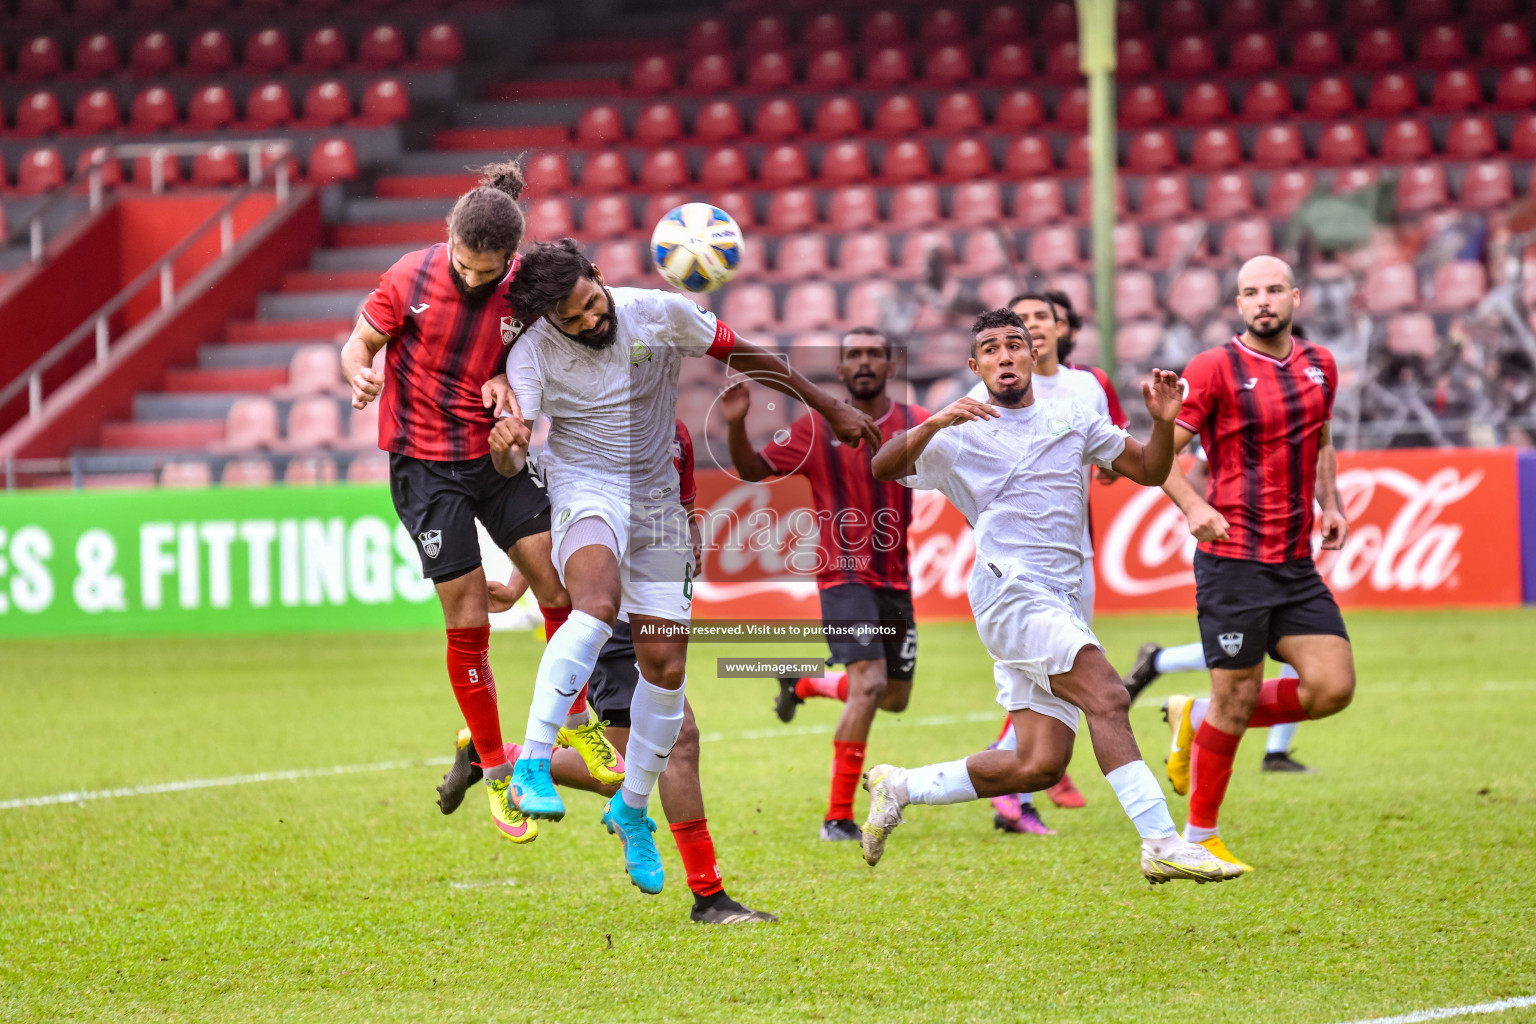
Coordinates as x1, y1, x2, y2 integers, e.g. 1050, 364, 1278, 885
974, 579, 1098, 734
549, 485, 694, 624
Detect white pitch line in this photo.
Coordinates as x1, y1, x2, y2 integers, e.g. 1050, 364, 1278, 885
1332, 995, 1536, 1024
0, 710, 1000, 812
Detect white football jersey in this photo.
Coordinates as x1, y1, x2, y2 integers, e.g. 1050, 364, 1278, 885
508, 287, 728, 501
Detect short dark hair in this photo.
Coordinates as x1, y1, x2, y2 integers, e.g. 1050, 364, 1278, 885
840, 325, 891, 357
1043, 289, 1082, 331
970, 307, 1026, 355
505, 237, 596, 323
446, 160, 527, 255
1007, 292, 1061, 321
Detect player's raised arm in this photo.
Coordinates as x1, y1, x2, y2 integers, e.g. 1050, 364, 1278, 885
721, 339, 883, 450
871, 397, 997, 481
1109, 369, 1183, 486
719, 382, 776, 481
340, 314, 391, 409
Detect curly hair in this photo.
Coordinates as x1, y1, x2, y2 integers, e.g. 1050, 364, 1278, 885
445, 160, 526, 255
970, 307, 1026, 357
504, 237, 595, 324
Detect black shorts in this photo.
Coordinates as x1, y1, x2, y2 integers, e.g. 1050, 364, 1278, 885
588, 619, 639, 728
389, 453, 552, 583
817, 583, 918, 682
1194, 551, 1349, 670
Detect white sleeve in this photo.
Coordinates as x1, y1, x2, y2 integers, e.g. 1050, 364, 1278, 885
965, 379, 989, 402
657, 290, 731, 357
506, 342, 542, 423
899, 423, 961, 491
1080, 406, 1129, 469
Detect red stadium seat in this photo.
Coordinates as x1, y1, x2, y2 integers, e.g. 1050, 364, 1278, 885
1221, 0, 1270, 30
1471, 0, 1518, 19
69, 0, 113, 16
1191, 127, 1242, 171
1432, 70, 1483, 111
686, 18, 730, 54
1397, 164, 1449, 212
720, 284, 777, 332
710, 191, 755, 228
416, 24, 464, 68
244, 29, 290, 73
934, 92, 984, 134
1055, 86, 1089, 129
1167, 267, 1222, 322
1242, 80, 1293, 120
765, 188, 818, 234
1407, 0, 1456, 20
1127, 130, 1178, 173
923, 46, 972, 86
133, 148, 182, 189
881, 141, 931, 183
837, 231, 892, 276
1282, 0, 1332, 28
810, 97, 858, 139
15, 91, 63, 137
576, 106, 625, 146
1252, 124, 1305, 168
981, 5, 1026, 40
1026, 224, 1080, 270
866, 47, 914, 88
1117, 271, 1159, 320
1306, 77, 1356, 118
1156, 223, 1211, 269
995, 90, 1044, 131
187, 30, 233, 74
958, 229, 1011, 274
592, 240, 644, 285
1162, 0, 1209, 32
1139, 174, 1192, 220
694, 101, 742, 142
254, 142, 297, 183
1221, 216, 1274, 261
360, 79, 408, 124
803, 13, 847, 48
828, 185, 879, 231
188, 85, 236, 131
17, 147, 65, 194
309, 138, 358, 184
634, 103, 683, 145
639, 148, 689, 190
1290, 30, 1341, 71
687, 53, 735, 92
246, 84, 294, 130
129, 86, 177, 133
1004, 136, 1055, 176
941, 139, 992, 180
745, 16, 790, 52
1512, 115, 1536, 158
129, 31, 175, 76
1355, 27, 1404, 69
1368, 73, 1419, 115
1116, 37, 1156, 77
1120, 84, 1168, 127
1228, 32, 1278, 73
984, 43, 1032, 82
1496, 66, 1536, 108
582, 195, 632, 240
951, 181, 1003, 225
1345, 0, 1394, 25
524, 152, 571, 193
873, 94, 923, 136
641, 192, 689, 231
1417, 24, 1466, 65
128, 0, 173, 18
1179, 82, 1231, 123
1430, 261, 1488, 311
1203, 172, 1255, 217
300, 27, 348, 72
1334, 166, 1379, 193
75, 146, 122, 188
1362, 262, 1419, 314
1064, 135, 1093, 174
16, 36, 63, 81
1265, 169, 1316, 217
922, 7, 968, 44
862, 9, 909, 46
1045, 40, 1081, 79
1013, 180, 1066, 225
1385, 314, 1437, 359
1114, 222, 1146, 264
358, 24, 406, 69
774, 234, 830, 280
746, 51, 793, 92
890, 182, 942, 228
580, 151, 630, 191
699, 147, 748, 188
222, 398, 281, 451
1446, 116, 1499, 159
760, 144, 810, 188
820, 141, 871, 185
1317, 123, 1369, 165
1481, 21, 1530, 61
1381, 119, 1433, 161
782, 282, 839, 332
1167, 34, 1217, 75
302, 81, 352, 127
1117, 1, 1147, 35
805, 48, 854, 89
1040, 1, 1078, 38
73, 33, 120, 77
73, 89, 121, 134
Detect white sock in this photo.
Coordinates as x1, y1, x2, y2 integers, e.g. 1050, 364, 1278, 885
523, 610, 611, 751
1105, 760, 1178, 840
1184, 823, 1218, 844
1189, 697, 1209, 732
1018, 791, 1034, 806
1267, 721, 1299, 754
1155, 641, 1207, 675
620, 672, 686, 809
522, 740, 554, 761
905, 759, 978, 805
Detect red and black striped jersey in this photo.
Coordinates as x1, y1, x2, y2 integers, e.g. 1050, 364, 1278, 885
1071, 363, 1129, 428
760, 402, 929, 591
360, 244, 519, 462
1176, 336, 1338, 563
673, 419, 696, 506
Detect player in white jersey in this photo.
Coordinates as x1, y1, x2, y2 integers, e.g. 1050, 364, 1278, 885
487, 238, 881, 895
862, 307, 1244, 885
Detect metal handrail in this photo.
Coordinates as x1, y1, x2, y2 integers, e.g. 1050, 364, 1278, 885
0, 143, 295, 423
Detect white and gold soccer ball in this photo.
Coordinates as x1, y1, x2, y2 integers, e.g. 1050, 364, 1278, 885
650, 203, 744, 293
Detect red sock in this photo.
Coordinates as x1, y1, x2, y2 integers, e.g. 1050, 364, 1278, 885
540, 604, 571, 641
1187, 720, 1242, 829
446, 625, 504, 770
828, 740, 867, 821
669, 818, 724, 897
797, 672, 850, 701
995, 716, 1012, 743
567, 683, 589, 719
1248, 676, 1307, 727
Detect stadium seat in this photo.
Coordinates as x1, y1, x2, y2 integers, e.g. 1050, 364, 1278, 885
828, 185, 879, 231
73, 89, 122, 134
1012, 179, 1066, 226
1417, 24, 1466, 64
308, 139, 358, 185
1039, 1, 1078, 38
760, 144, 810, 188
133, 149, 182, 189
934, 92, 984, 134
592, 239, 644, 285
246, 84, 294, 130
1064, 136, 1093, 175
1317, 123, 1369, 165
694, 101, 742, 143
1045, 40, 1081, 79
126, 31, 175, 76
899, 228, 955, 277
889, 182, 942, 228
1180, 82, 1231, 123
1306, 77, 1356, 118
1496, 66, 1536, 108
416, 23, 464, 67
1128, 130, 1178, 173
699, 147, 748, 188
244, 29, 290, 73
1368, 73, 1419, 115
981, 4, 1025, 40
1290, 29, 1342, 71
221, 459, 275, 486
191, 145, 242, 186
1397, 164, 1449, 212
223, 397, 281, 450
187, 30, 233, 74
128, 0, 173, 18
302, 81, 352, 127
922, 7, 968, 44
576, 106, 625, 146
995, 90, 1045, 131
882, 141, 931, 183
710, 190, 755, 228
1026, 224, 1080, 270
810, 97, 858, 139
1460, 161, 1513, 209
686, 18, 730, 54
1229, 32, 1279, 73
1512, 115, 1536, 158
781, 282, 839, 332
1167, 267, 1222, 322
74, 0, 118, 15
1140, 174, 1192, 220
687, 53, 735, 92
952, 181, 1003, 225
1203, 172, 1255, 217
639, 149, 689, 190
1054, 87, 1089, 129
1334, 166, 1379, 194
300, 27, 348, 72
524, 152, 571, 194
737, 16, 783, 53
1265, 169, 1316, 218
75, 146, 122, 187
1407, 0, 1456, 17
128, 87, 177, 133
1380, 119, 1432, 161
719, 283, 776, 332
838, 230, 892, 276
1167, 34, 1217, 75
1345, 0, 1394, 26
582, 195, 632, 240
1482, 21, 1530, 61
1385, 314, 1438, 359
358, 24, 406, 69
284, 457, 338, 485
1109, 319, 1157, 362
1362, 262, 1418, 313
1471, 0, 1519, 20
254, 143, 297, 183
1191, 127, 1242, 171
845, 279, 899, 328
873, 95, 923, 136
806, 48, 854, 89
1116, 37, 1156, 78
360, 80, 408, 125
1221, 0, 1270, 30
1432, 70, 1482, 111
815, 141, 867, 185
281, 345, 347, 397
803, 13, 848, 48
1004, 136, 1055, 176
984, 43, 1032, 82
1242, 80, 1293, 120
1114, 222, 1146, 264
15, 91, 63, 137
1221, 216, 1274, 261
1162, 0, 1208, 32
161, 462, 213, 488
862, 9, 909, 46
640, 192, 688, 234
746, 51, 794, 92
283, 396, 342, 450
1120, 84, 1168, 127
634, 103, 683, 145
580, 152, 629, 191
1252, 124, 1305, 168
73, 33, 120, 77
1116, 271, 1159, 320
1446, 116, 1498, 159
526, 197, 575, 239
767, 187, 818, 232
958, 229, 1011, 274
923, 46, 972, 86
941, 139, 992, 181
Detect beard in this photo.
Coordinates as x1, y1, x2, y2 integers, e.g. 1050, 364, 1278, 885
846, 374, 883, 401
988, 379, 1030, 407
564, 286, 620, 350
1247, 310, 1292, 339
449, 262, 502, 306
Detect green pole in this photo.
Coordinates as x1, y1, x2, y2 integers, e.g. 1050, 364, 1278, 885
1077, 0, 1117, 380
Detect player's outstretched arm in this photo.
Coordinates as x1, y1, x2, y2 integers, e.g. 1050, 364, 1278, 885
721, 340, 882, 450
719, 382, 775, 481
1315, 422, 1348, 550
1110, 369, 1183, 486
871, 398, 997, 481
340, 316, 391, 409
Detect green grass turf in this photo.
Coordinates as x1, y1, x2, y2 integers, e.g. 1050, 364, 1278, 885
1, 609, 1534, 1024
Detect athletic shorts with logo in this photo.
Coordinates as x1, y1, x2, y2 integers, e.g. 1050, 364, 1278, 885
972, 561, 1097, 734
389, 453, 552, 583
1193, 550, 1348, 670
549, 484, 694, 624
816, 583, 918, 682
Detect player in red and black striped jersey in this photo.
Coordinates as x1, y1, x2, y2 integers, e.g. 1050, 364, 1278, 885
1157, 255, 1357, 872
723, 326, 929, 842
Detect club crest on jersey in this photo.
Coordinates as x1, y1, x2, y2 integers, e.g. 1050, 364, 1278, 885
1219, 632, 1244, 657
629, 341, 653, 365
1304, 366, 1327, 386
500, 317, 523, 346
419, 530, 442, 558
1048, 417, 1070, 437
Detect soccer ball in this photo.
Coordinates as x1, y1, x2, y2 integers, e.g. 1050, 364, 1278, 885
650, 203, 744, 293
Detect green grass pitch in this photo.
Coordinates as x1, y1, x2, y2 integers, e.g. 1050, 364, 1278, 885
2, 609, 1534, 1024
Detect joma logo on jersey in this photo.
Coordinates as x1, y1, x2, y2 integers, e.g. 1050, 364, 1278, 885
1304, 366, 1327, 386
629, 341, 653, 365
501, 317, 523, 346
419, 530, 442, 558
1219, 632, 1244, 657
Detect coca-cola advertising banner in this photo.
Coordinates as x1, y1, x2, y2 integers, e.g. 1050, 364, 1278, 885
691, 448, 1526, 620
